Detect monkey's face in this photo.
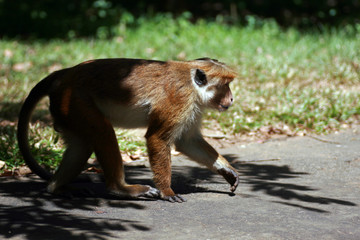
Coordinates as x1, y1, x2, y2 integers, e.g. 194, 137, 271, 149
191, 68, 234, 111
211, 83, 233, 112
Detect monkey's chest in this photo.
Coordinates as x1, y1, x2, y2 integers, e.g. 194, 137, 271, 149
96, 100, 149, 128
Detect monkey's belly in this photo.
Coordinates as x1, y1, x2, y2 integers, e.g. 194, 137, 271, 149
96, 100, 149, 128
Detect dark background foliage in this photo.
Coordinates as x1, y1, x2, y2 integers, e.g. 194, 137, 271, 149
0, 0, 359, 38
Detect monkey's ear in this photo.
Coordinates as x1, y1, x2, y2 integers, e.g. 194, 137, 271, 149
196, 57, 219, 63
192, 69, 207, 86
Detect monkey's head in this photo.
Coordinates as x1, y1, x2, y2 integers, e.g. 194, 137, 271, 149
191, 58, 236, 112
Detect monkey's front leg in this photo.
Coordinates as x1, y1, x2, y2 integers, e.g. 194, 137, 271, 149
145, 133, 186, 203
175, 134, 239, 193
213, 155, 239, 192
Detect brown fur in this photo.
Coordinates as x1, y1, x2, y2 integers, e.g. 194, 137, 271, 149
17, 58, 239, 203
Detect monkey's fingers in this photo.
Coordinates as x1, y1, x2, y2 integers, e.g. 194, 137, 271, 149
218, 167, 239, 192
230, 174, 239, 193
230, 177, 239, 192
229, 170, 239, 192
162, 194, 187, 203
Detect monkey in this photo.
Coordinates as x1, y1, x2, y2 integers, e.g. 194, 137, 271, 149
17, 57, 239, 203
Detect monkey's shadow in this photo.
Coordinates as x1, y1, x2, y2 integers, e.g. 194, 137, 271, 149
124, 164, 230, 196
0, 163, 224, 239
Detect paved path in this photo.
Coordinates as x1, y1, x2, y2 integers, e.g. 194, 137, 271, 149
1, 126, 359, 239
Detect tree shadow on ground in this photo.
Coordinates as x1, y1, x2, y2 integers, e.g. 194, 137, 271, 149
127, 155, 357, 213
0, 163, 235, 239
0, 152, 358, 238
0, 176, 151, 239
224, 154, 357, 213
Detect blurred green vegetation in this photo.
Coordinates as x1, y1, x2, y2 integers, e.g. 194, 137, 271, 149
0, 14, 359, 172
0, 0, 359, 38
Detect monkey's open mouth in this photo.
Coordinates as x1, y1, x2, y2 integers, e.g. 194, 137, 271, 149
219, 104, 230, 111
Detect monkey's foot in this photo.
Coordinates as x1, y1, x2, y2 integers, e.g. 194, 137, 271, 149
140, 185, 161, 198
161, 194, 187, 203
159, 188, 187, 203
109, 184, 160, 200
217, 167, 239, 192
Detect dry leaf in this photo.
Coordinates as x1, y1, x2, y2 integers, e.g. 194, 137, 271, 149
87, 158, 97, 164
0, 120, 16, 127
18, 166, 32, 175
177, 51, 186, 60
171, 149, 181, 156
4, 49, 13, 58
130, 154, 140, 160
48, 63, 63, 73
115, 36, 124, 43
86, 166, 103, 173
12, 62, 32, 72
0, 170, 14, 177
145, 48, 155, 54
122, 154, 132, 162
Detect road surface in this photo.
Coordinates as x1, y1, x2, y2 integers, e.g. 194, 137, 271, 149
1, 126, 359, 239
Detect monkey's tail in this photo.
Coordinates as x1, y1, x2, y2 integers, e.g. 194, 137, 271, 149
17, 70, 64, 180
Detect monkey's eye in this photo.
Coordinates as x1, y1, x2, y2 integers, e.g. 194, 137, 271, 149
194, 69, 207, 86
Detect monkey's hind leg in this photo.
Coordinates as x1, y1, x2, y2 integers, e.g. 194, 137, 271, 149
89, 115, 159, 200
47, 132, 93, 194
95, 132, 159, 199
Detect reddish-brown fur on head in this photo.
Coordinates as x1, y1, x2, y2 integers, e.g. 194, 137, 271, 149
188, 58, 236, 111
193, 58, 237, 81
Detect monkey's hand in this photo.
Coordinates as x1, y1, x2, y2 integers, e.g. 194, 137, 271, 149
160, 188, 187, 203
218, 167, 239, 192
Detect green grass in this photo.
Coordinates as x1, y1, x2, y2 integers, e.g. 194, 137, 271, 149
0, 16, 359, 172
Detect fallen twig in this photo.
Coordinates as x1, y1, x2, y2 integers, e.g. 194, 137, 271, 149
308, 135, 340, 144
232, 158, 281, 164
